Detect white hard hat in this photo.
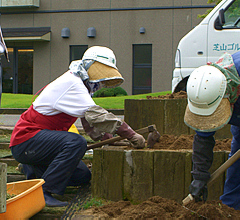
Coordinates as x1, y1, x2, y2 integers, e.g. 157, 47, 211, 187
82, 46, 117, 69
187, 65, 227, 116
82, 46, 124, 88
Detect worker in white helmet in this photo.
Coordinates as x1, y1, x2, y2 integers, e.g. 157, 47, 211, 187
10, 46, 145, 207
184, 51, 240, 210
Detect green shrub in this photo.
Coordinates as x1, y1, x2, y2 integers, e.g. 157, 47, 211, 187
93, 87, 128, 97
113, 87, 128, 96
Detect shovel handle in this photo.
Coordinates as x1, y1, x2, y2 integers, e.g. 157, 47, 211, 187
87, 124, 156, 150
208, 149, 240, 185
87, 135, 124, 150
182, 149, 240, 206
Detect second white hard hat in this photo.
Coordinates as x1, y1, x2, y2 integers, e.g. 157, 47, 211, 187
187, 65, 227, 116
184, 65, 232, 132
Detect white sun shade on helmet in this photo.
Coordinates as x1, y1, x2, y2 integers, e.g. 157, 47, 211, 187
187, 65, 227, 116
82, 46, 117, 69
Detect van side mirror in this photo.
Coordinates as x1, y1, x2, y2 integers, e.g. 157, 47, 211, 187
219, 9, 225, 26
215, 9, 225, 30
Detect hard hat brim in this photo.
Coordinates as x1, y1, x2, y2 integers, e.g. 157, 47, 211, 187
87, 61, 124, 87
184, 98, 232, 132
187, 95, 223, 116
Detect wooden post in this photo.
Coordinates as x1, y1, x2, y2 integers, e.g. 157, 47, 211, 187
0, 163, 7, 213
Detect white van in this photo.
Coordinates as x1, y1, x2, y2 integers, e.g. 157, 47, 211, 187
172, 0, 240, 92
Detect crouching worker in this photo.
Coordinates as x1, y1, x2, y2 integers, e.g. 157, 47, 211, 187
10, 46, 145, 207
184, 51, 240, 210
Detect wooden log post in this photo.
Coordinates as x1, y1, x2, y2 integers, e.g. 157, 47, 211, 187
0, 163, 7, 213
125, 98, 233, 139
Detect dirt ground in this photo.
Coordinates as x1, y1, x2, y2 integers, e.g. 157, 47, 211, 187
79, 196, 240, 219
78, 91, 239, 219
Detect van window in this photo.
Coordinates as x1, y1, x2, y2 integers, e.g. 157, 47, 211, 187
223, 0, 240, 28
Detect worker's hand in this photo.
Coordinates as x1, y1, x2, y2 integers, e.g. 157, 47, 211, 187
129, 133, 145, 149
115, 122, 145, 148
189, 180, 208, 202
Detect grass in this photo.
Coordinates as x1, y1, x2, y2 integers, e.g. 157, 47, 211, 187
1, 93, 36, 108
81, 197, 106, 210
7, 166, 21, 174
0, 134, 12, 142
1, 91, 171, 109
0, 149, 12, 158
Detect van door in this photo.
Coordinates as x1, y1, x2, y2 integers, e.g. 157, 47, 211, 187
208, 0, 240, 62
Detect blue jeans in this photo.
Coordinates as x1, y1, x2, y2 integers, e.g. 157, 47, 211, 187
11, 129, 91, 195
220, 125, 240, 210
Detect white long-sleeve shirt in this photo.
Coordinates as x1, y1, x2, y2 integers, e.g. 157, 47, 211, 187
33, 71, 96, 117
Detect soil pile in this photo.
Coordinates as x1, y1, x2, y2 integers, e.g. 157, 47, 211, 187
78, 196, 240, 219
152, 134, 232, 151
146, 91, 187, 100
115, 134, 232, 151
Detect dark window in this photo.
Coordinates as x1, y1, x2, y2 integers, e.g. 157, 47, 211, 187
2, 47, 33, 94
70, 45, 88, 63
132, 44, 152, 95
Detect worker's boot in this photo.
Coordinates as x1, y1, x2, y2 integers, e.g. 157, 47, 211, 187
43, 191, 68, 207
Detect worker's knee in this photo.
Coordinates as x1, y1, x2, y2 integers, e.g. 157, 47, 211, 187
62, 133, 87, 158
74, 134, 87, 150
67, 132, 87, 147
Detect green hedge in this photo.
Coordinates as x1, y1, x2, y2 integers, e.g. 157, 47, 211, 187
93, 87, 128, 98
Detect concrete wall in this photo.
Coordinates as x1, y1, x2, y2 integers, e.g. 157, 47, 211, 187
0, 0, 213, 94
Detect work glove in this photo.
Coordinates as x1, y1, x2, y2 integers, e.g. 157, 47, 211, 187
189, 179, 208, 202
116, 122, 145, 149
128, 133, 146, 149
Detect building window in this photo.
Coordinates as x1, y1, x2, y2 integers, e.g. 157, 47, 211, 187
2, 47, 33, 94
70, 45, 88, 63
132, 44, 152, 95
